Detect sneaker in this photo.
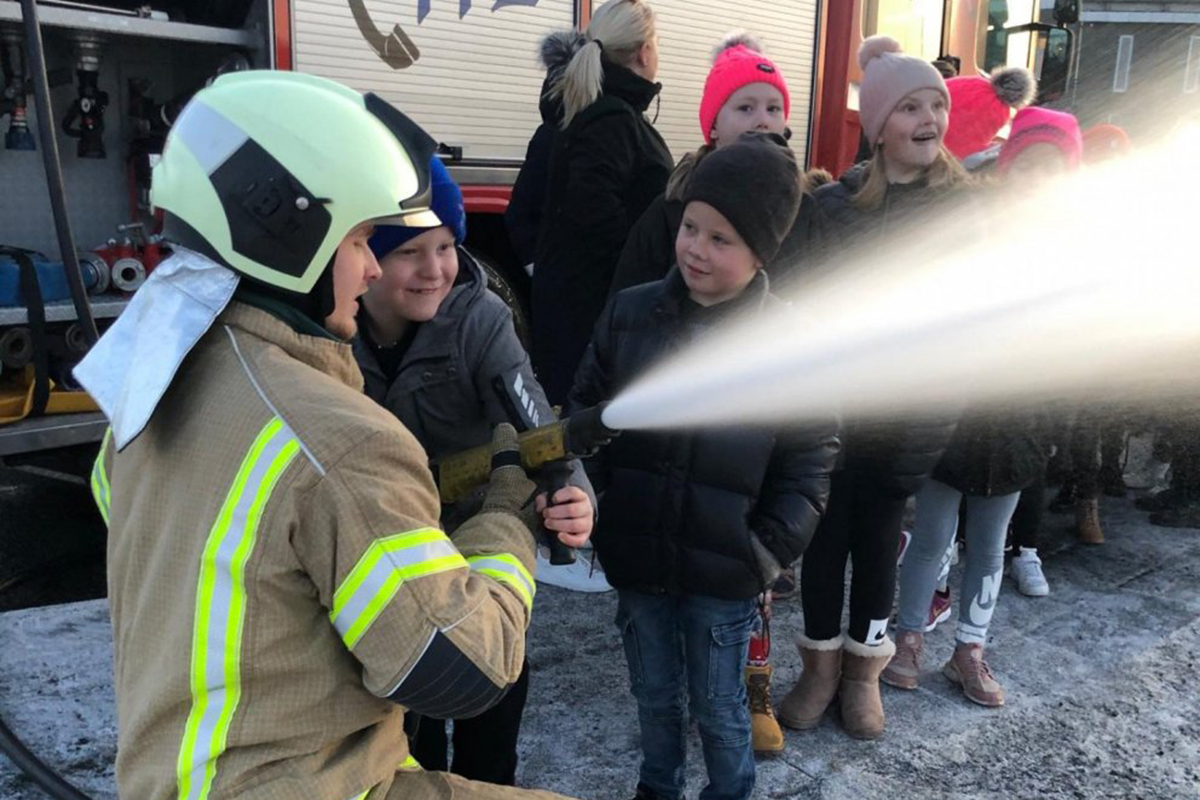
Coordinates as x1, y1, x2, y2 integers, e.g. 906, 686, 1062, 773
924, 589, 952, 632
1008, 548, 1050, 597
881, 630, 923, 690
896, 530, 912, 566
771, 567, 797, 600
534, 548, 613, 593
943, 644, 1005, 707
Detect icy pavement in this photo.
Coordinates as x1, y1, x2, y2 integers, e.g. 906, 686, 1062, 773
2, 495, 1199, 800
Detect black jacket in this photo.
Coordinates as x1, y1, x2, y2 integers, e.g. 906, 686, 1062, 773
934, 411, 1049, 497
505, 75, 562, 266
809, 167, 966, 497
531, 59, 673, 405
505, 31, 585, 266
569, 268, 840, 600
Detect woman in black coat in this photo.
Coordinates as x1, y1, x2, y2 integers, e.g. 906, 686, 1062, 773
530, 0, 672, 405
504, 29, 586, 268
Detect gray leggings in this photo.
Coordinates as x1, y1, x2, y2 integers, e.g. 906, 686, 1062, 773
896, 479, 1021, 645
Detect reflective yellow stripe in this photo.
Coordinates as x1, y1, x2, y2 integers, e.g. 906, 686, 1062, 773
176, 418, 300, 800
330, 528, 468, 650
347, 755, 421, 800
90, 427, 112, 524
467, 554, 535, 612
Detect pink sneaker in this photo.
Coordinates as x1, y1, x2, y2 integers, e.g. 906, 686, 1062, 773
923, 589, 951, 633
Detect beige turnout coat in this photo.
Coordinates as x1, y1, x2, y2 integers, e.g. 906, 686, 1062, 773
92, 303, 554, 800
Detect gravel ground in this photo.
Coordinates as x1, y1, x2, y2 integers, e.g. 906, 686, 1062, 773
2, 491, 1199, 800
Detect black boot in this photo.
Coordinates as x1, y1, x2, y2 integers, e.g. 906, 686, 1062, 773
1045, 449, 1073, 486
1150, 502, 1200, 529
1136, 487, 1180, 512
1098, 463, 1128, 498
1049, 480, 1076, 514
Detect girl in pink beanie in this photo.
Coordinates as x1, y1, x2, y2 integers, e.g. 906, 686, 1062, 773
612, 33, 817, 297
944, 67, 1037, 160
779, 35, 975, 742
850, 35, 970, 209
996, 106, 1084, 178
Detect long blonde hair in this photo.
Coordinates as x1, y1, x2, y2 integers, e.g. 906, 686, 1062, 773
552, 0, 656, 128
853, 145, 971, 210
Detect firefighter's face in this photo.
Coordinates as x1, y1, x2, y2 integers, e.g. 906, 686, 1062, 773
326, 224, 382, 340
676, 200, 761, 307
879, 88, 948, 171
711, 84, 787, 148
371, 226, 459, 323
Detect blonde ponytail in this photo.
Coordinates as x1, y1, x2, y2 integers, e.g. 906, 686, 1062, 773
552, 0, 657, 128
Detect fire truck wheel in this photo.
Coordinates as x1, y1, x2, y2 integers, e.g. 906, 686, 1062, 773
469, 248, 532, 351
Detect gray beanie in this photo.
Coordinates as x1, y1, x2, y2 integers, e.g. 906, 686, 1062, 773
858, 35, 950, 147
682, 132, 800, 265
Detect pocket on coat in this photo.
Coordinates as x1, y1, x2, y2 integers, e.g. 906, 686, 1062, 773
707, 610, 755, 701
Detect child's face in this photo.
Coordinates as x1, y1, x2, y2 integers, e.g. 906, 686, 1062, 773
370, 226, 459, 324
711, 83, 787, 147
878, 88, 948, 172
1004, 142, 1070, 185
326, 223, 382, 339
676, 201, 761, 307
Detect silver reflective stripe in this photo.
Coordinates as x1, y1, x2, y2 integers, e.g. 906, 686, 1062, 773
175, 99, 249, 174
330, 529, 467, 649
176, 417, 301, 800
467, 554, 535, 611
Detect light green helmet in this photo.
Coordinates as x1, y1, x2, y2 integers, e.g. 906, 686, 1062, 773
151, 70, 440, 294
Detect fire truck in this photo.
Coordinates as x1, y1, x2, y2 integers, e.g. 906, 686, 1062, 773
0, 0, 1080, 461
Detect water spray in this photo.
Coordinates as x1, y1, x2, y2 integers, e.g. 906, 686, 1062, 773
603, 126, 1200, 433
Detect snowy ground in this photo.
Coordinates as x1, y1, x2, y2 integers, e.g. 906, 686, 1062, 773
2, 493, 1199, 800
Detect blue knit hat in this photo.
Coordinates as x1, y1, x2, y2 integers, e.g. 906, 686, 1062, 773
369, 156, 466, 258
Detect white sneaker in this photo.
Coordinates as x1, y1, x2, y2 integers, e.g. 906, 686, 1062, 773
534, 547, 613, 593
1008, 548, 1050, 597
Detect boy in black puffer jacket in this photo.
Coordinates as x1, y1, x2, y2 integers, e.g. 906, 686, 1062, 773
569, 133, 840, 800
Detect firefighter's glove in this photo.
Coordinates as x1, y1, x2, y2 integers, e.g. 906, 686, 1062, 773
481, 423, 540, 532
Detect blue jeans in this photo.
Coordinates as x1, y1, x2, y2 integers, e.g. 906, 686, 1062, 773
896, 479, 1021, 645
615, 590, 757, 800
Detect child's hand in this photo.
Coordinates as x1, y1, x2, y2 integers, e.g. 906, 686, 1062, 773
535, 486, 594, 549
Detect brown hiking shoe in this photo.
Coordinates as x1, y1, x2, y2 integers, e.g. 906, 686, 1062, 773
746, 664, 784, 752
881, 630, 924, 690
1075, 499, 1105, 544
943, 644, 1005, 707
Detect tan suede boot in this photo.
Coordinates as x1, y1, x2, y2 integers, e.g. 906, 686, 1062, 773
745, 664, 785, 753
777, 634, 842, 730
1076, 498, 1105, 544
839, 636, 896, 740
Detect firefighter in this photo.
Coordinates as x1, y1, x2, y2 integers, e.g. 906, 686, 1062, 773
75, 71, 569, 800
